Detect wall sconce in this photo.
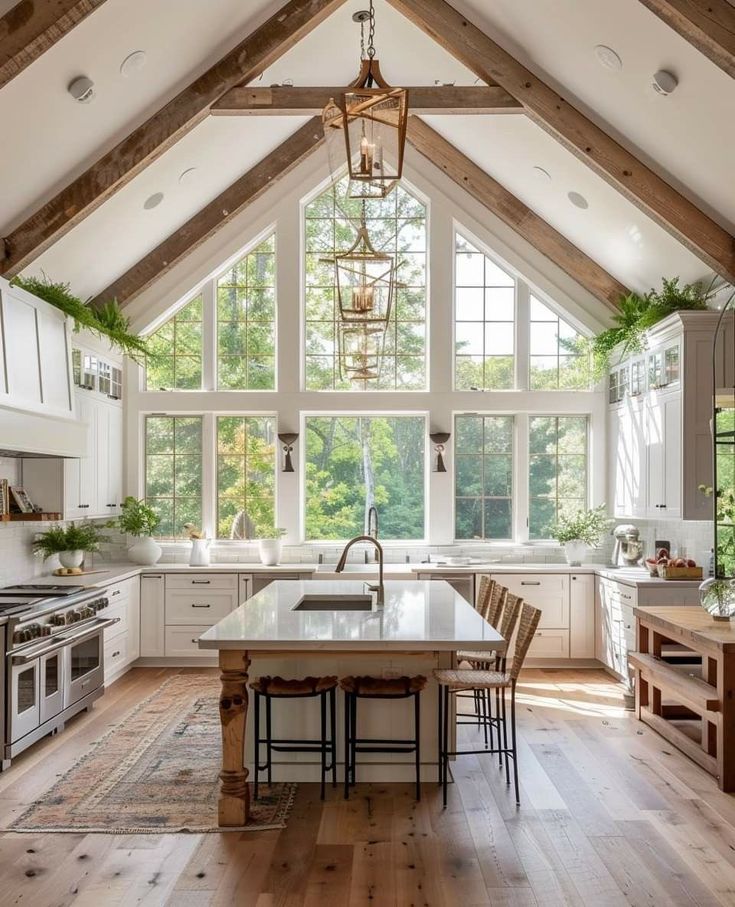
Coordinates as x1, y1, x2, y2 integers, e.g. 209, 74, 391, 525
278, 432, 298, 473
429, 432, 450, 473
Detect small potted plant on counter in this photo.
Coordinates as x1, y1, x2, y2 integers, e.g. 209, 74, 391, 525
32, 522, 101, 574
259, 527, 287, 567
553, 504, 610, 567
108, 496, 162, 566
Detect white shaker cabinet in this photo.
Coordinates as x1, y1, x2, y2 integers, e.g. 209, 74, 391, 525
569, 573, 595, 658
140, 573, 165, 657
645, 390, 681, 519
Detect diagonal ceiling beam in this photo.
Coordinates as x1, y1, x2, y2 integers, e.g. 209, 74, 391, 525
0, 0, 108, 90
408, 117, 627, 309
94, 119, 324, 309
388, 0, 735, 283
0, 0, 346, 276
211, 84, 523, 115
638, 0, 735, 79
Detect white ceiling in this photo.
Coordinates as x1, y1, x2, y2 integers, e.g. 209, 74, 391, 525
423, 114, 709, 293
3, 0, 733, 304
456, 0, 735, 232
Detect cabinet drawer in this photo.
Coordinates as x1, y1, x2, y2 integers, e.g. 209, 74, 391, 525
165, 591, 236, 625
165, 626, 212, 658
105, 579, 131, 607
600, 578, 637, 609
104, 635, 128, 674
104, 602, 128, 638
166, 573, 237, 592
527, 629, 570, 659
495, 574, 569, 628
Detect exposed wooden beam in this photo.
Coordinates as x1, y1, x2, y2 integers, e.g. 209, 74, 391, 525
94, 119, 324, 308
211, 84, 523, 115
638, 0, 735, 78
0, 0, 107, 89
408, 117, 626, 309
0, 0, 346, 276
388, 0, 735, 283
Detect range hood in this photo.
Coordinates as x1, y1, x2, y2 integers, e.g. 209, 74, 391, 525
0, 406, 88, 458
0, 278, 87, 459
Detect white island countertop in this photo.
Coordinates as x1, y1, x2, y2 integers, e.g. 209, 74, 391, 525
198, 580, 506, 653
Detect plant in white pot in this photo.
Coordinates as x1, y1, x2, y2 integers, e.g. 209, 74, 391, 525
32, 522, 101, 573
259, 528, 287, 567
553, 504, 610, 567
108, 497, 162, 566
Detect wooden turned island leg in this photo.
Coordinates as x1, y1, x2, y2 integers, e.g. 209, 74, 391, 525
218, 649, 251, 827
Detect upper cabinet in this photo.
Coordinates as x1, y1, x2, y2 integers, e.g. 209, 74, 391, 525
608, 312, 734, 522
0, 277, 74, 419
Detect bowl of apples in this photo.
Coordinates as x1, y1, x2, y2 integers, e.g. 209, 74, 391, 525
654, 550, 703, 580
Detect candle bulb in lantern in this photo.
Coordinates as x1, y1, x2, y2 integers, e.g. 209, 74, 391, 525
353, 284, 374, 312
359, 135, 375, 175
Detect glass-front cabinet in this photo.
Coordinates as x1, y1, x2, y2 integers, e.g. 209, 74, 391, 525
71, 345, 123, 402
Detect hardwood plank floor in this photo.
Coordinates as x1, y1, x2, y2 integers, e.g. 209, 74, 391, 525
1, 667, 734, 906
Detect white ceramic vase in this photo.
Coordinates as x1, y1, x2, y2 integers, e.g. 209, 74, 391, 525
58, 549, 84, 569
189, 538, 211, 567
259, 538, 282, 567
128, 536, 162, 566
564, 539, 587, 567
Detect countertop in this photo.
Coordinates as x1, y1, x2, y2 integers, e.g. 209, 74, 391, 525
197, 580, 506, 652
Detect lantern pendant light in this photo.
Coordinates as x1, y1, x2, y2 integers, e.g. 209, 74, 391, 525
323, 200, 398, 383
322, 3, 408, 199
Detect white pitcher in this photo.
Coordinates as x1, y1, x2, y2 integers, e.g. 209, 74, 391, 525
189, 538, 211, 567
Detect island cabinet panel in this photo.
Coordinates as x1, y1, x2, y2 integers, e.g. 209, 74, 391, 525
140, 573, 165, 657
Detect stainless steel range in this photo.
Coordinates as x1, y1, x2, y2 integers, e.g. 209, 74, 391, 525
0, 583, 118, 768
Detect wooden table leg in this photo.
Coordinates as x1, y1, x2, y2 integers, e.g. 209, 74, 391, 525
218, 649, 251, 827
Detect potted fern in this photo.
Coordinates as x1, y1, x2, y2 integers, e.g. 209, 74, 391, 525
108, 497, 162, 565
553, 504, 610, 567
33, 522, 101, 571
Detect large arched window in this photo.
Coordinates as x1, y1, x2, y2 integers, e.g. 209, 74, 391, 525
304, 177, 427, 390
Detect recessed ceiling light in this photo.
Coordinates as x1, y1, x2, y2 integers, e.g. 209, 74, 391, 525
120, 50, 147, 78
179, 167, 198, 185
67, 75, 95, 103
143, 192, 164, 210
594, 45, 622, 72
568, 191, 589, 210
533, 166, 551, 180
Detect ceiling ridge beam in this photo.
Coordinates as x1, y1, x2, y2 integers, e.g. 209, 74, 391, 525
0, 0, 108, 90
94, 119, 324, 309
0, 0, 347, 277
638, 0, 735, 79
387, 0, 735, 283
408, 117, 626, 309
211, 84, 523, 115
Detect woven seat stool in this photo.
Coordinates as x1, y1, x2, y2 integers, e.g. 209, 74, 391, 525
249, 675, 338, 801
435, 603, 541, 806
340, 674, 427, 801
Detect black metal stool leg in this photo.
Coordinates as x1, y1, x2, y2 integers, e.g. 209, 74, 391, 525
266, 695, 273, 786
442, 685, 450, 809
320, 691, 327, 800
437, 683, 443, 786
330, 686, 337, 788
344, 691, 351, 799
253, 691, 260, 801
496, 687, 503, 768
414, 691, 421, 801
350, 693, 357, 787
511, 684, 520, 804
501, 687, 510, 784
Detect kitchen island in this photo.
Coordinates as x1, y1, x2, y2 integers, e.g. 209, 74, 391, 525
198, 580, 505, 827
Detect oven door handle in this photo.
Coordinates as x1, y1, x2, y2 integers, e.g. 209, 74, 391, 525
10, 618, 120, 664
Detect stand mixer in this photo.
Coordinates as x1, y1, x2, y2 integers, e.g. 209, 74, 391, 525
612, 524, 645, 567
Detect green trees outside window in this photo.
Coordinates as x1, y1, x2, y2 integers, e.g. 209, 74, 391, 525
305, 416, 425, 540
145, 416, 203, 538
304, 177, 427, 390
145, 295, 203, 390
528, 416, 588, 539
529, 295, 590, 389
216, 416, 276, 539
455, 233, 515, 390
217, 234, 276, 390
454, 415, 514, 540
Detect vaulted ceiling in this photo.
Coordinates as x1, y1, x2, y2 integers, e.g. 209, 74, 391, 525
0, 0, 733, 308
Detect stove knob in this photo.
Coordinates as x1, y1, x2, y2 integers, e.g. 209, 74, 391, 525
40, 625, 51, 636
97, 598, 109, 611
67, 610, 81, 623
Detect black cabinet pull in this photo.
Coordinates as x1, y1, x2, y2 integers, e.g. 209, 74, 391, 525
521, 581, 541, 586
192, 580, 211, 585
191, 603, 211, 608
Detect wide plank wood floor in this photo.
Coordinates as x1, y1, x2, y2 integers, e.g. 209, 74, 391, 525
0, 666, 734, 906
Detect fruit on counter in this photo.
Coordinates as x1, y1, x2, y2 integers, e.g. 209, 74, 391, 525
53, 566, 83, 576
657, 547, 670, 559
657, 556, 669, 564
687, 558, 697, 568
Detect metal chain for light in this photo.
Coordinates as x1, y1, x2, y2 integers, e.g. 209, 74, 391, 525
367, 0, 376, 58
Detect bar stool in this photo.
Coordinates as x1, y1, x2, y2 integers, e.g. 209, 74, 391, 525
339, 675, 426, 801
435, 603, 541, 806
249, 675, 338, 801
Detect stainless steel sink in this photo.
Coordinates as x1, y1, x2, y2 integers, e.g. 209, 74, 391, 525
294, 593, 374, 611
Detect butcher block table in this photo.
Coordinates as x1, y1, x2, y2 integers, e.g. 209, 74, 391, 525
630, 606, 735, 791
198, 580, 506, 827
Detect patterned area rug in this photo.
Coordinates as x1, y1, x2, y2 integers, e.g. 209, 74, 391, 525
8, 673, 296, 834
